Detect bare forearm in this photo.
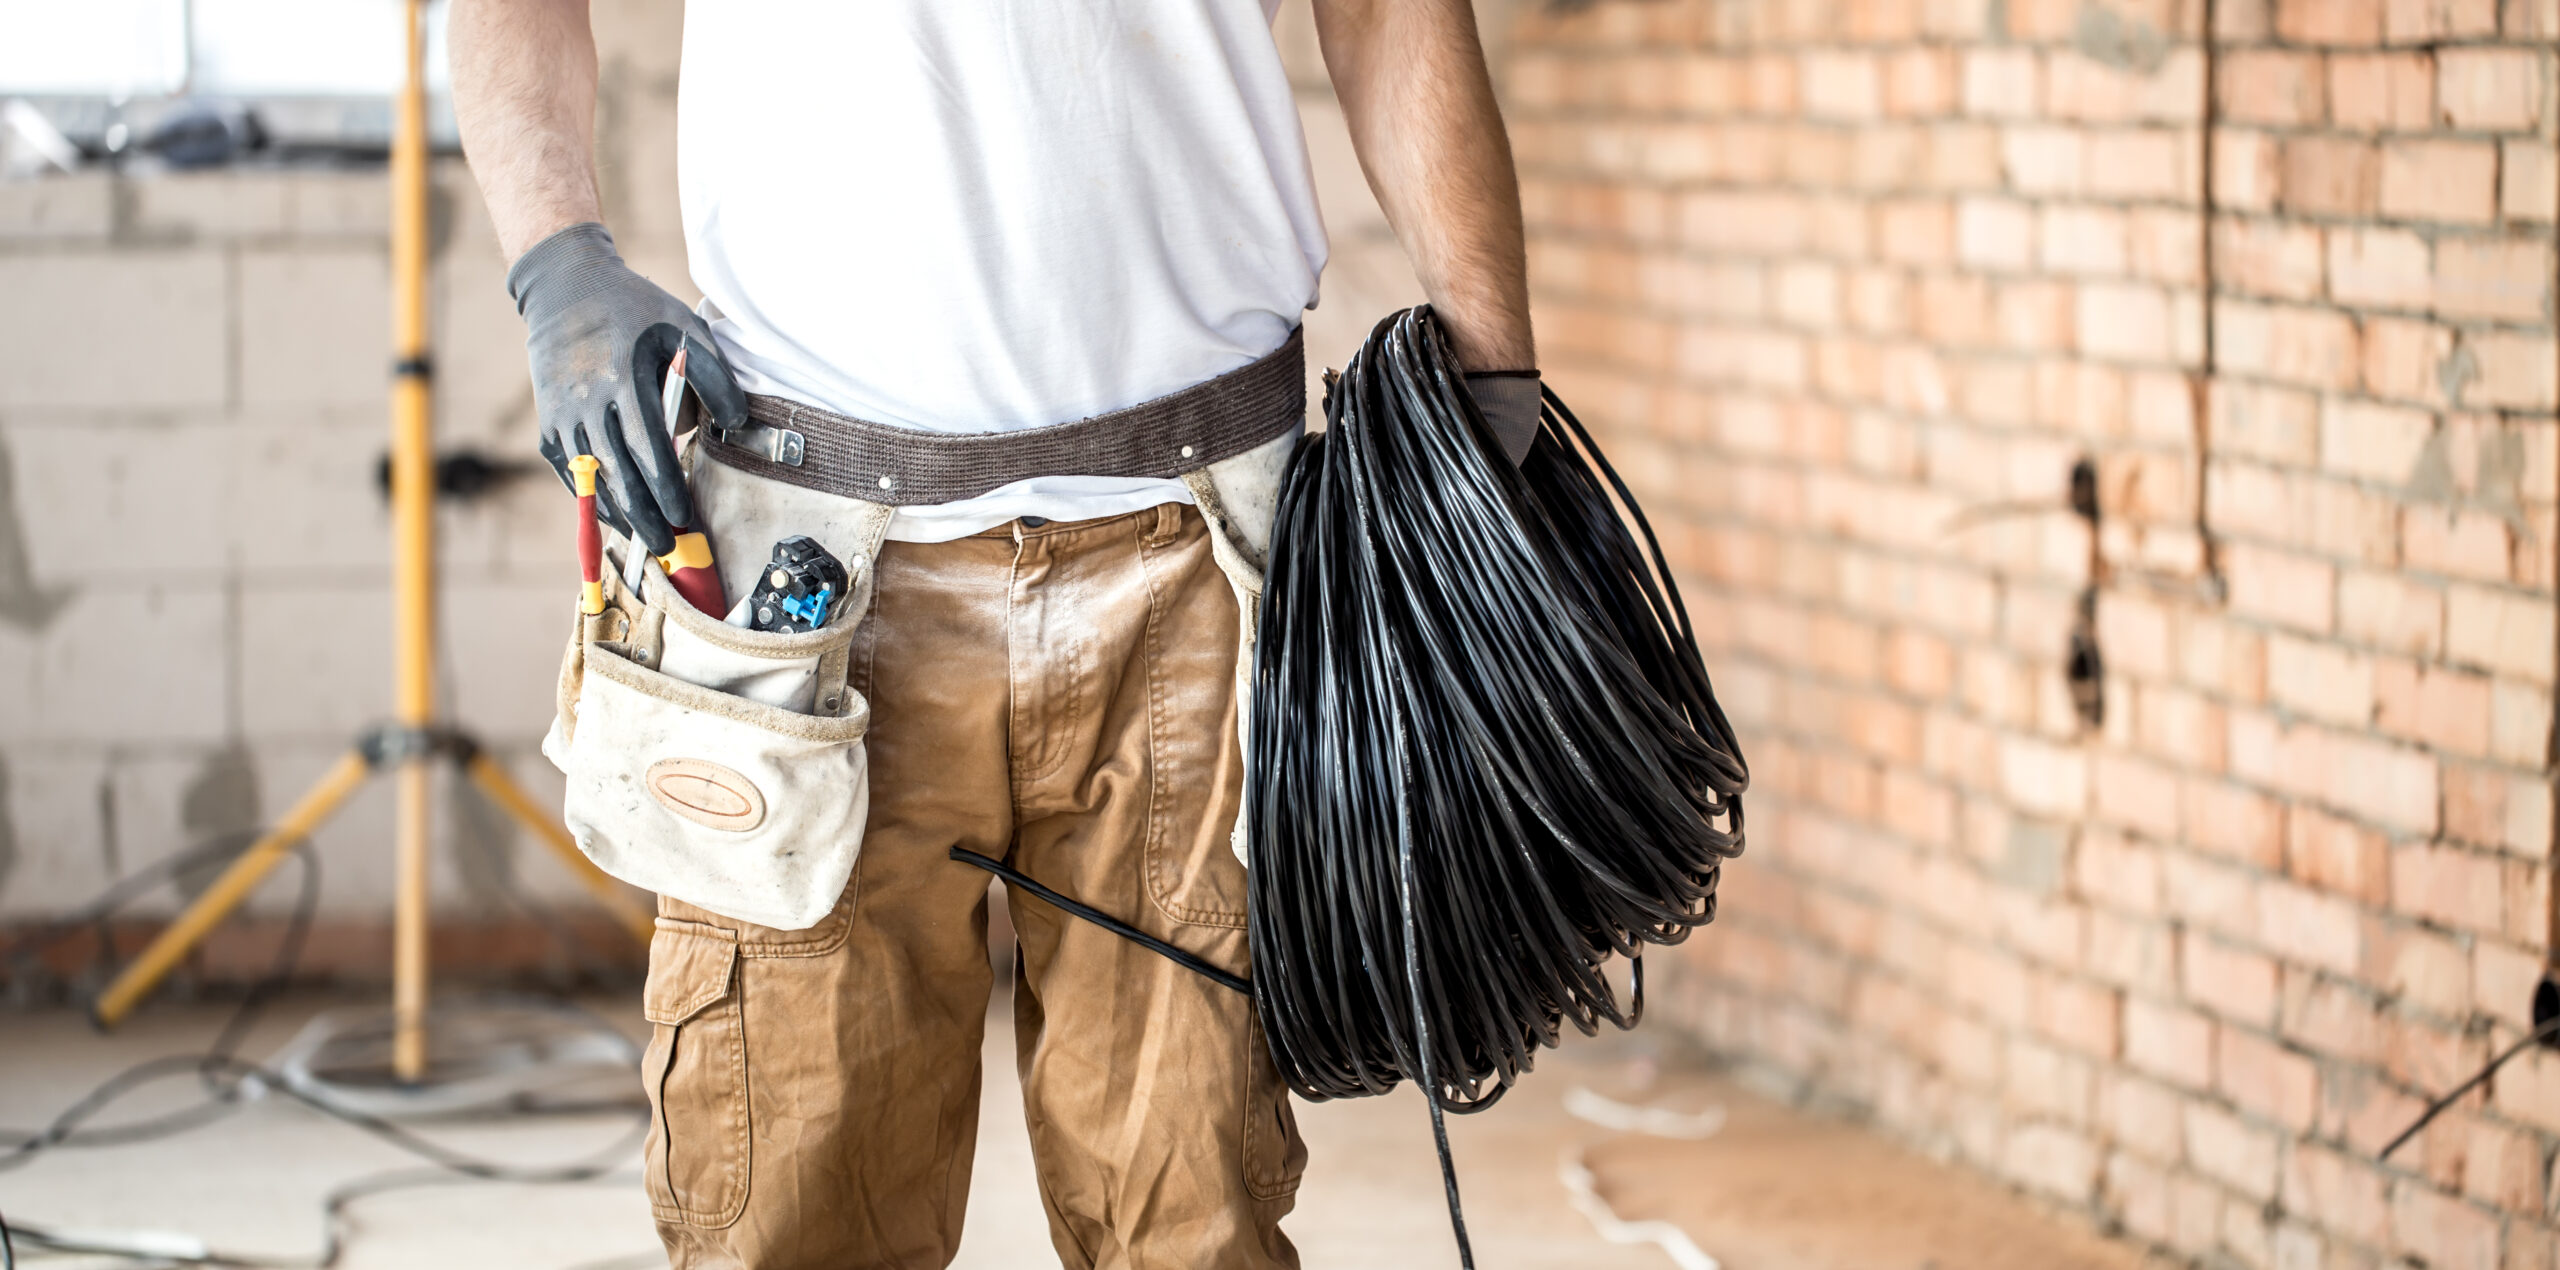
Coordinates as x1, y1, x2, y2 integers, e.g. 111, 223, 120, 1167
451, 0, 604, 261
1313, 0, 1533, 371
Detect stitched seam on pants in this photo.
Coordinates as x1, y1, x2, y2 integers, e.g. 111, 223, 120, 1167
1134, 524, 1248, 929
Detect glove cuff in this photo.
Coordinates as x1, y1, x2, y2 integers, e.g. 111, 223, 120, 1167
506, 221, 629, 321
1464, 370, 1543, 466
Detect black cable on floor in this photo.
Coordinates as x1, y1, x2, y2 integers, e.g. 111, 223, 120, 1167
1247, 307, 1747, 1266
0, 827, 649, 1268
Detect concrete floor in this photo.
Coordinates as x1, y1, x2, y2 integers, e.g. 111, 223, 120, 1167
0, 992, 2158, 1270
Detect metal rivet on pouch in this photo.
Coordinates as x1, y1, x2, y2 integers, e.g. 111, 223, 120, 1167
1180, 444, 1195, 459
877, 474, 896, 491
823, 697, 840, 712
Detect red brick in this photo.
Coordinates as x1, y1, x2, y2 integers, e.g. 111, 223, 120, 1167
2445, 582, 2556, 682
2222, 542, 2337, 634
2288, 805, 2392, 902
2505, 137, 2558, 221
2124, 996, 2215, 1088
2390, 1182, 2502, 1270
2337, 569, 2445, 656
2086, 128, 2191, 202
1801, 51, 1882, 121
2321, 398, 2435, 486
2392, 841, 2504, 934
2330, 52, 2436, 132
2002, 125, 2085, 195
2360, 317, 2457, 404
1882, 48, 1956, 118
2184, 931, 2281, 1023
2213, 129, 2282, 213
2380, 140, 2499, 225
2185, 1102, 2281, 1200
2257, 878, 2367, 973
2215, 300, 2359, 391
2281, 137, 2379, 218
2382, 0, 2498, 42
2326, 224, 2432, 311
2216, 217, 2322, 301
2182, 780, 2286, 868
2436, 48, 2542, 131
2386, 923, 2475, 1020
2433, 236, 2553, 323
2405, 507, 2517, 584
2222, 50, 2327, 126
2372, 658, 2494, 755
2278, 0, 2383, 42
2285, 1144, 2389, 1245
2217, 1028, 2320, 1130
2471, 332, 2559, 411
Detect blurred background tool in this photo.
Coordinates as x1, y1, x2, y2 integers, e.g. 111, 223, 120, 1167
83, 0, 654, 1083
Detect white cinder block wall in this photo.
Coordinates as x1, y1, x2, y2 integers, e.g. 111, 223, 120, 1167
0, 0, 1506, 959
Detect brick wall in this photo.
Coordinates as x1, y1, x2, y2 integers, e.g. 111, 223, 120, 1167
1506, 0, 2560, 1264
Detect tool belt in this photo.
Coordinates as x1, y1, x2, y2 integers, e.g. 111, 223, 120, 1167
544, 334, 1306, 931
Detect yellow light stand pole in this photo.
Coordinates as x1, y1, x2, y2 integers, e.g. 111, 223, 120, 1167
386, 0, 437, 1084
90, 0, 654, 1052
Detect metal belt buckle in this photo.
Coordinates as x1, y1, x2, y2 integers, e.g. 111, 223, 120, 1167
709, 419, 806, 467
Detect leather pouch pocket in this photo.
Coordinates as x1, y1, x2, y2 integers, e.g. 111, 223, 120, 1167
544, 542, 874, 931
642, 921, 750, 1227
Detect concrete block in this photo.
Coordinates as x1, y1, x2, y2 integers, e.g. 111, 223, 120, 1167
445, 581, 573, 739
0, 747, 111, 917
283, 172, 392, 238
444, 470, 581, 582
0, 252, 230, 411
238, 248, 392, 408
230, 419, 396, 575
10, 585, 230, 745
238, 584, 390, 740
126, 171, 294, 240
0, 173, 116, 241
5, 417, 232, 579
431, 242, 536, 426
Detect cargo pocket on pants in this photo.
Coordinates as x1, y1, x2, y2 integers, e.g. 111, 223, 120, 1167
643, 920, 751, 1228
1242, 1013, 1306, 1201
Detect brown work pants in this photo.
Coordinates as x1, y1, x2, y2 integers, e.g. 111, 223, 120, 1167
640, 503, 1305, 1269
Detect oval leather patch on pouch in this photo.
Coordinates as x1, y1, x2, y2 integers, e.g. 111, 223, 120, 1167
646, 758, 768, 832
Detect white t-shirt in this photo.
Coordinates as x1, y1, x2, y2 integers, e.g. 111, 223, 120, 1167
678, 0, 1328, 541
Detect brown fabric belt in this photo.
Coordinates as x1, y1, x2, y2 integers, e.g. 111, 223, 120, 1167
701, 328, 1305, 507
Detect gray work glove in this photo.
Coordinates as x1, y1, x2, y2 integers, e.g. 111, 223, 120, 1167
1465, 370, 1544, 466
508, 222, 748, 557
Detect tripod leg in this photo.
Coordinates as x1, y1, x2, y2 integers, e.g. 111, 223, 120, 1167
464, 752, 657, 946
92, 752, 373, 1028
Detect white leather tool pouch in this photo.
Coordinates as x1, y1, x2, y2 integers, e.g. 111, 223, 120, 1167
542, 540, 876, 931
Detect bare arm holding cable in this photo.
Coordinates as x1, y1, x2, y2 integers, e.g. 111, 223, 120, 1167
1313, 0, 1541, 459
450, 0, 748, 556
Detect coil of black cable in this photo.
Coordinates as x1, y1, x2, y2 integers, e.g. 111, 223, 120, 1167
1246, 306, 1748, 1264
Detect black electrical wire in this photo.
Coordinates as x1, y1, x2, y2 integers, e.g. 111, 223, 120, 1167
2379, 1014, 2560, 1161
948, 848, 1254, 995
1246, 307, 1747, 1265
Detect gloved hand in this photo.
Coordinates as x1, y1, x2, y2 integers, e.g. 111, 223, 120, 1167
508, 222, 749, 557
1465, 370, 1544, 467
